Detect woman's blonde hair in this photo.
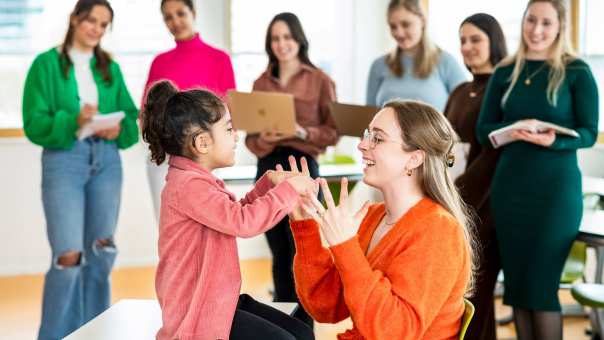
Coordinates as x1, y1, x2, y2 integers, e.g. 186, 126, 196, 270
501, 0, 576, 106
384, 100, 477, 294
386, 0, 441, 78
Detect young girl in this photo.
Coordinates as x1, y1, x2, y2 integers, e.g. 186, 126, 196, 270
141, 80, 315, 340
290, 100, 475, 340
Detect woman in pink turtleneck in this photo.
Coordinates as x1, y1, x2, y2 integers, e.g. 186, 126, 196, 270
143, 0, 236, 222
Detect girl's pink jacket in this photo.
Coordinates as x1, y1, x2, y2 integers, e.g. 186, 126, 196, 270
155, 156, 298, 340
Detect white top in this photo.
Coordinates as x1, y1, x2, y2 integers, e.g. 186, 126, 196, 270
69, 48, 98, 107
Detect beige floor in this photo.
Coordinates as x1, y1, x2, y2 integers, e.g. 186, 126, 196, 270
0, 259, 592, 339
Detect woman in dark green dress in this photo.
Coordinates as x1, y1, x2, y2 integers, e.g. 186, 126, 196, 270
476, 1, 599, 339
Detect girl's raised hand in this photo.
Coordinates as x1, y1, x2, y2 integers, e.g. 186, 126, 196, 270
286, 156, 319, 221
301, 177, 370, 246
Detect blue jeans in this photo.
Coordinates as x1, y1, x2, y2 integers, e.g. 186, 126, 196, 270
38, 138, 122, 340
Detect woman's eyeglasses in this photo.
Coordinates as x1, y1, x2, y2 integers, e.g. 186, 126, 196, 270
362, 128, 405, 150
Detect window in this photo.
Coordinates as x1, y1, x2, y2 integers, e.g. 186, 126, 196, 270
229, 0, 355, 100
0, 0, 172, 128
579, 0, 604, 131
427, 0, 528, 69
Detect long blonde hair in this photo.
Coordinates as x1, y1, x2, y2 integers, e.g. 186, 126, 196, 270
384, 100, 477, 294
501, 0, 576, 106
386, 0, 441, 78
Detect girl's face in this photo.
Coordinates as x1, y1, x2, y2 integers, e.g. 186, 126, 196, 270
162, 0, 196, 41
357, 108, 423, 190
270, 20, 300, 64
205, 110, 238, 169
460, 23, 492, 72
388, 7, 424, 52
523, 2, 560, 57
71, 5, 112, 51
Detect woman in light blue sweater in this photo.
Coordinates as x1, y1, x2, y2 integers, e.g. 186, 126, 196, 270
367, 0, 467, 111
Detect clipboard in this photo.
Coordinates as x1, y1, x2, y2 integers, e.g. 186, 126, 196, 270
329, 102, 379, 137
77, 111, 125, 140
228, 90, 296, 135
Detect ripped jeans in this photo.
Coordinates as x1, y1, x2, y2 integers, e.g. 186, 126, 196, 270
38, 138, 122, 340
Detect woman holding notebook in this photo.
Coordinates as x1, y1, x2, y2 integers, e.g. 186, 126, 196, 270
476, 1, 599, 338
21, 1, 139, 339
245, 12, 338, 327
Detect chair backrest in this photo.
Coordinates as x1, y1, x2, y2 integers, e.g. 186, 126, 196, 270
560, 241, 587, 284
458, 298, 475, 340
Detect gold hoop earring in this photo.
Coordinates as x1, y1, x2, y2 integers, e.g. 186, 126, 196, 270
406, 167, 412, 176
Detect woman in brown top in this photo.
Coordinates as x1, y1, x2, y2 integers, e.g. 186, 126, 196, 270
443, 13, 507, 340
245, 12, 338, 328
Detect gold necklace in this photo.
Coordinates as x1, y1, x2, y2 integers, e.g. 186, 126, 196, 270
524, 62, 547, 86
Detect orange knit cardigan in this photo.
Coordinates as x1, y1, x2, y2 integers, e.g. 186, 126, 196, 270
290, 198, 471, 340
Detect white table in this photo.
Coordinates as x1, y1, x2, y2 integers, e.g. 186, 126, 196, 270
584, 176, 604, 197
64, 299, 297, 340
213, 164, 364, 184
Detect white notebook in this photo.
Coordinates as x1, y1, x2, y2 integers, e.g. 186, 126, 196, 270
77, 111, 125, 140
488, 120, 579, 148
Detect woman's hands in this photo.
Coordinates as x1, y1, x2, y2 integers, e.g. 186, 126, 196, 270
96, 124, 121, 140
511, 119, 556, 147
301, 177, 370, 247
77, 104, 96, 127
77, 104, 121, 140
259, 129, 292, 143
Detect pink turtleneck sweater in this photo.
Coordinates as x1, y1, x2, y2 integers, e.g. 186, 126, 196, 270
143, 33, 236, 100
155, 156, 299, 340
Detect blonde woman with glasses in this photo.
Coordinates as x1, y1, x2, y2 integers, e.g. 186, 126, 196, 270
288, 100, 475, 340
476, 1, 599, 339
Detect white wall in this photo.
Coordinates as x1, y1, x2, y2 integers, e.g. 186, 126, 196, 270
0, 0, 391, 276
0, 138, 274, 276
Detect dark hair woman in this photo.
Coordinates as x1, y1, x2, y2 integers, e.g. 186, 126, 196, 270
21, 1, 139, 338
245, 12, 339, 327
443, 12, 507, 340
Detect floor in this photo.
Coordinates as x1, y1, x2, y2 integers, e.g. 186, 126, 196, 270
0, 259, 592, 339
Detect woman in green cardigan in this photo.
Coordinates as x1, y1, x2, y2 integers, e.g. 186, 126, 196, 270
21, 1, 138, 339
476, 1, 599, 339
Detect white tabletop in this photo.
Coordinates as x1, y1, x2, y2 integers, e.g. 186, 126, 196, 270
579, 210, 604, 237
584, 176, 604, 196
64, 299, 297, 340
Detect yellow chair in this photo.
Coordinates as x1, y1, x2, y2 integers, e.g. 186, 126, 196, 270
459, 298, 475, 340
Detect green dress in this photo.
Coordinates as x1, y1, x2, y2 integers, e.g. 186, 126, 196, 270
476, 59, 599, 310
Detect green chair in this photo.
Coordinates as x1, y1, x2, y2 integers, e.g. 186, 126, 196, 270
571, 283, 604, 338
561, 241, 588, 288
459, 298, 475, 340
